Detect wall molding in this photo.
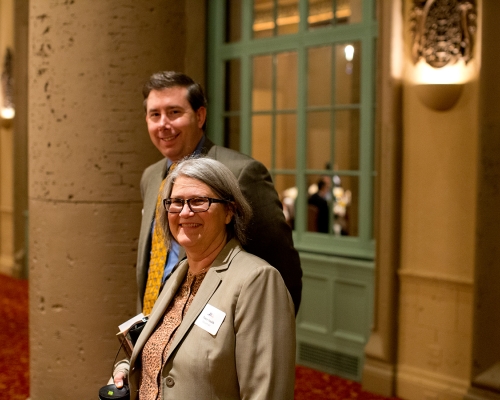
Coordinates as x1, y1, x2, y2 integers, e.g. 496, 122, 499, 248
0, 254, 14, 276
397, 364, 469, 399
399, 268, 473, 286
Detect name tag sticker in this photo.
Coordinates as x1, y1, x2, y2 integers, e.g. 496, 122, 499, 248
195, 304, 226, 336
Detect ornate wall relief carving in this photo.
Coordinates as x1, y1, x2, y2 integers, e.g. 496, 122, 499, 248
410, 0, 477, 68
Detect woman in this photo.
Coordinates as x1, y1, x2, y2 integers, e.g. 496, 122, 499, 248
113, 157, 296, 399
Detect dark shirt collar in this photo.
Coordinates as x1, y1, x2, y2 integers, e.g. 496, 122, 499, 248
164, 135, 206, 174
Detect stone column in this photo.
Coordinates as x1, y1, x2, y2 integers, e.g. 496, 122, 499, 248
13, 0, 29, 278
28, 1, 205, 398
466, 1, 500, 399
361, 0, 403, 395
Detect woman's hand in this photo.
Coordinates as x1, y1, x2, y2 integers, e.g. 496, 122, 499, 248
113, 371, 127, 388
112, 360, 130, 388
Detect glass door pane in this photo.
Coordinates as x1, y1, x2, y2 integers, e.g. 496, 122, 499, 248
276, 52, 298, 110
334, 109, 359, 170
252, 55, 273, 111
333, 175, 358, 236
251, 50, 298, 170
254, 0, 275, 38
335, 42, 361, 104
306, 174, 333, 233
225, 0, 242, 43
224, 59, 241, 151
305, 40, 361, 237
306, 111, 331, 170
253, 0, 300, 38
276, 113, 297, 169
304, 174, 358, 236
252, 115, 273, 168
308, 46, 332, 106
308, 0, 362, 29
278, 175, 297, 229
277, 0, 299, 35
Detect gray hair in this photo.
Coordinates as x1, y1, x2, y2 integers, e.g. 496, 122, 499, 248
158, 156, 252, 248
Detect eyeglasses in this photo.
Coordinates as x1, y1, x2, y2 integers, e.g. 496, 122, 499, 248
163, 197, 230, 213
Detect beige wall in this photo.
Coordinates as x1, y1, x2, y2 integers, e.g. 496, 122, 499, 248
396, 0, 479, 398
28, 1, 206, 398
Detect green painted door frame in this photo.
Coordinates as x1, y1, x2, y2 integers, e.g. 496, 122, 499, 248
207, 1, 377, 380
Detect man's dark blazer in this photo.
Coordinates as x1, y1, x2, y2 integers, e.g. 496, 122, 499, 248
136, 137, 302, 313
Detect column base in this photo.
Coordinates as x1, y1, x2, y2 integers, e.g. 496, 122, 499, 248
362, 357, 396, 397
465, 387, 500, 400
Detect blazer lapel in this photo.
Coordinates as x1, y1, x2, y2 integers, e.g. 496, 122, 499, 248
200, 136, 215, 156
131, 261, 188, 366
165, 239, 242, 361
143, 161, 168, 229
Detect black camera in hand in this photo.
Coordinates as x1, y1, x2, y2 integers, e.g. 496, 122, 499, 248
99, 316, 148, 399
98, 383, 130, 399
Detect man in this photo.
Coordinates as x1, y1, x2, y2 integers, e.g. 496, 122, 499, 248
308, 176, 331, 233
136, 71, 302, 314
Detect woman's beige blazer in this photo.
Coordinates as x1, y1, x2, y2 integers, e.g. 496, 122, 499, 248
128, 239, 296, 400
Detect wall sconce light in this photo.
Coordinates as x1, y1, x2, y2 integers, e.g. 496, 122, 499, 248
414, 83, 463, 111
1, 106, 15, 119
410, 0, 477, 111
1, 48, 15, 126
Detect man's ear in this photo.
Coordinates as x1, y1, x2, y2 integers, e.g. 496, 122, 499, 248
196, 106, 207, 129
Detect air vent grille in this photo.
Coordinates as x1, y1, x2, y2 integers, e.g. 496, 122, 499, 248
298, 342, 359, 378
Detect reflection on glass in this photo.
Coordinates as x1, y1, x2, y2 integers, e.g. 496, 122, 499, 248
253, 0, 274, 38
253, 0, 299, 38
252, 115, 272, 168
225, 0, 242, 43
276, 113, 297, 169
276, 52, 297, 110
334, 110, 359, 170
224, 116, 240, 152
306, 111, 331, 170
308, 46, 332, 106
305, 174, 358, 236
333, 175, 358, 236
252, 55, 273, 111
225, 59, 241, 112
306, 174, 332, 233
275, 174, 297, 229
308, 0, 333, 28
277, 0, 299, 35
335, 41, 361, 104
308, 0, 362, 29
348, 0, 363, 23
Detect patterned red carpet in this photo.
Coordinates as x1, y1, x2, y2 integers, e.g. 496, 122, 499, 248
294, 365, 401, 399
0, 273, 29, 400
0, 273, 399, 400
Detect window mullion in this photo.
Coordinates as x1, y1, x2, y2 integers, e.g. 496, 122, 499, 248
358, 35, 376, 243
206, 0, 226, 145
330, 45, 337, 173
240, 55, 252, 156
295, 46, 308, 235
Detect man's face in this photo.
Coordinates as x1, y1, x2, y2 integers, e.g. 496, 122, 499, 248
145, 86, 206, 161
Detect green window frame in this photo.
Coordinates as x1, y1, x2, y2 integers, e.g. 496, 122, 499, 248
207, 0, 377, 259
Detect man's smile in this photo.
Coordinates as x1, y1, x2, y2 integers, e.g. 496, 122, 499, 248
160, 132, 180, 142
